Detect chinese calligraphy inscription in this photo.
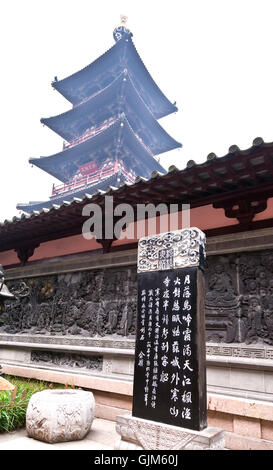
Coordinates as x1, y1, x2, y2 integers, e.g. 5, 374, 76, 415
133, 229, 207, 432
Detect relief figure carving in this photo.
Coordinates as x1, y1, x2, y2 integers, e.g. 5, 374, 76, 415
2, 250, 273, 346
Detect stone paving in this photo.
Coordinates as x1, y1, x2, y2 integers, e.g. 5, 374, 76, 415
0, 418, 118, 450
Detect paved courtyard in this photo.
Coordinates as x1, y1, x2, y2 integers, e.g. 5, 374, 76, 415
0, 418, 118, 450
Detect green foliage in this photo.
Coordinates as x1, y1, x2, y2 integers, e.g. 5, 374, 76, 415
0, 376, 64, 433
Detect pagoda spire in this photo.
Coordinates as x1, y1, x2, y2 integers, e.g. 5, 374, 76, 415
113, 15, 130, 42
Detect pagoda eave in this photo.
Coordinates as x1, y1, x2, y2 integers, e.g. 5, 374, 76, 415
30, 118, 167, 182
51, 35, 177, 119
42, 73, 181, 155
16, 171, 132, 214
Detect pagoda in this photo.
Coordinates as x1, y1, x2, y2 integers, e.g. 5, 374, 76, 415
17, 17, 181, 214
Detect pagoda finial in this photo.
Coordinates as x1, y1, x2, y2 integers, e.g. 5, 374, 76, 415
120, 15, 128, 25
113, 15, 130, 42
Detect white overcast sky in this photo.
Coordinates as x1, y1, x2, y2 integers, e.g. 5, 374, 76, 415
0, 0, 273, 222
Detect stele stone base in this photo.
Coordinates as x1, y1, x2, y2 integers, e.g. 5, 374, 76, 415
115, 414, 225, 450
26, 389, 95, 443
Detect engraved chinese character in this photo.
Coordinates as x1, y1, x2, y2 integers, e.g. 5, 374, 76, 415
183, 286, 191, 298
161, 355, 168, 367
182, 314, 192, 326
183, 344, 192, 356
170, 406, 179, 417
172, 341, 180, 353
183, 328, 191, 341
182, 375, 191, 386
172, 300, 180, 311
170, 356, 181, 369
173, 287, 181, 298
181, 391, 192, 403
162, 327, 168, 339
183, 360, 193, 371
138, 351, 145, 367
172, 314, 182, 324
172, 325, 181, 337
160, 372, 169, 383
171, 372, 180, 386
182, 407, 191, 419
183, 300, 192, 311
171, 388, 180, 402
163, 289, 170, 298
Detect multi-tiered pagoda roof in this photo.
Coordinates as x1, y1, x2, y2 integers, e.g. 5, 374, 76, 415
18, 21, 181, 214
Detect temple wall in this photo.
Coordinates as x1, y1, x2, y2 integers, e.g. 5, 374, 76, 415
1, 203, 237, 267
3, 198, 273, 268
2, 227, 273, 448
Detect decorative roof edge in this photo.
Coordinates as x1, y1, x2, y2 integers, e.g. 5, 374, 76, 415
1, 136, 272, 227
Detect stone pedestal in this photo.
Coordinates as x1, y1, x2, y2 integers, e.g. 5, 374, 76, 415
115, 414, 225, 450
26, 389, 95, 443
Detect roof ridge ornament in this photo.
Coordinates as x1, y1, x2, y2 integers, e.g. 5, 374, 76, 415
113, 15, 131, 42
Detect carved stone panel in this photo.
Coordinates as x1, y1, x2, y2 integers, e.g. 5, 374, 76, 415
2, 248, 273, 345
1, 267, 137, 338
31, 351, 103, 371
205, 250, 273, 345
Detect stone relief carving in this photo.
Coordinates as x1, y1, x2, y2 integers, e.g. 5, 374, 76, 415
205, 250, 273, 345
1, 249, 273, 345
31, 351, 103, 370
1, 267, 137, 338
205, 257, 239, 343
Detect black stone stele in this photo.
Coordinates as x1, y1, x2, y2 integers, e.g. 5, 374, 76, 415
132, 228, 207, 431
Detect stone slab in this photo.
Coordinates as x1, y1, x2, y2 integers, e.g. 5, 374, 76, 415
1, 363, 133, 396
115, 413, 225, 450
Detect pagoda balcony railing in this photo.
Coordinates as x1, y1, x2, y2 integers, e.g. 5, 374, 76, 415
63, 117, 117, 150
51, 161, 135, 198
62, 116, 155, 158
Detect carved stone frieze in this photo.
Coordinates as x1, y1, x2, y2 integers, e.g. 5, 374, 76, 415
2, 248, 273, 346
31, 350, 103, 370
205, 249, 273, 345
1, 267, 137, 338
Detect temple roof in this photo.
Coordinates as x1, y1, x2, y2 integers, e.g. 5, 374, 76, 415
2, 138, 273, 257
52, 33, 177, 119
30, 117, 166, 182
42, 73, 181, 155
